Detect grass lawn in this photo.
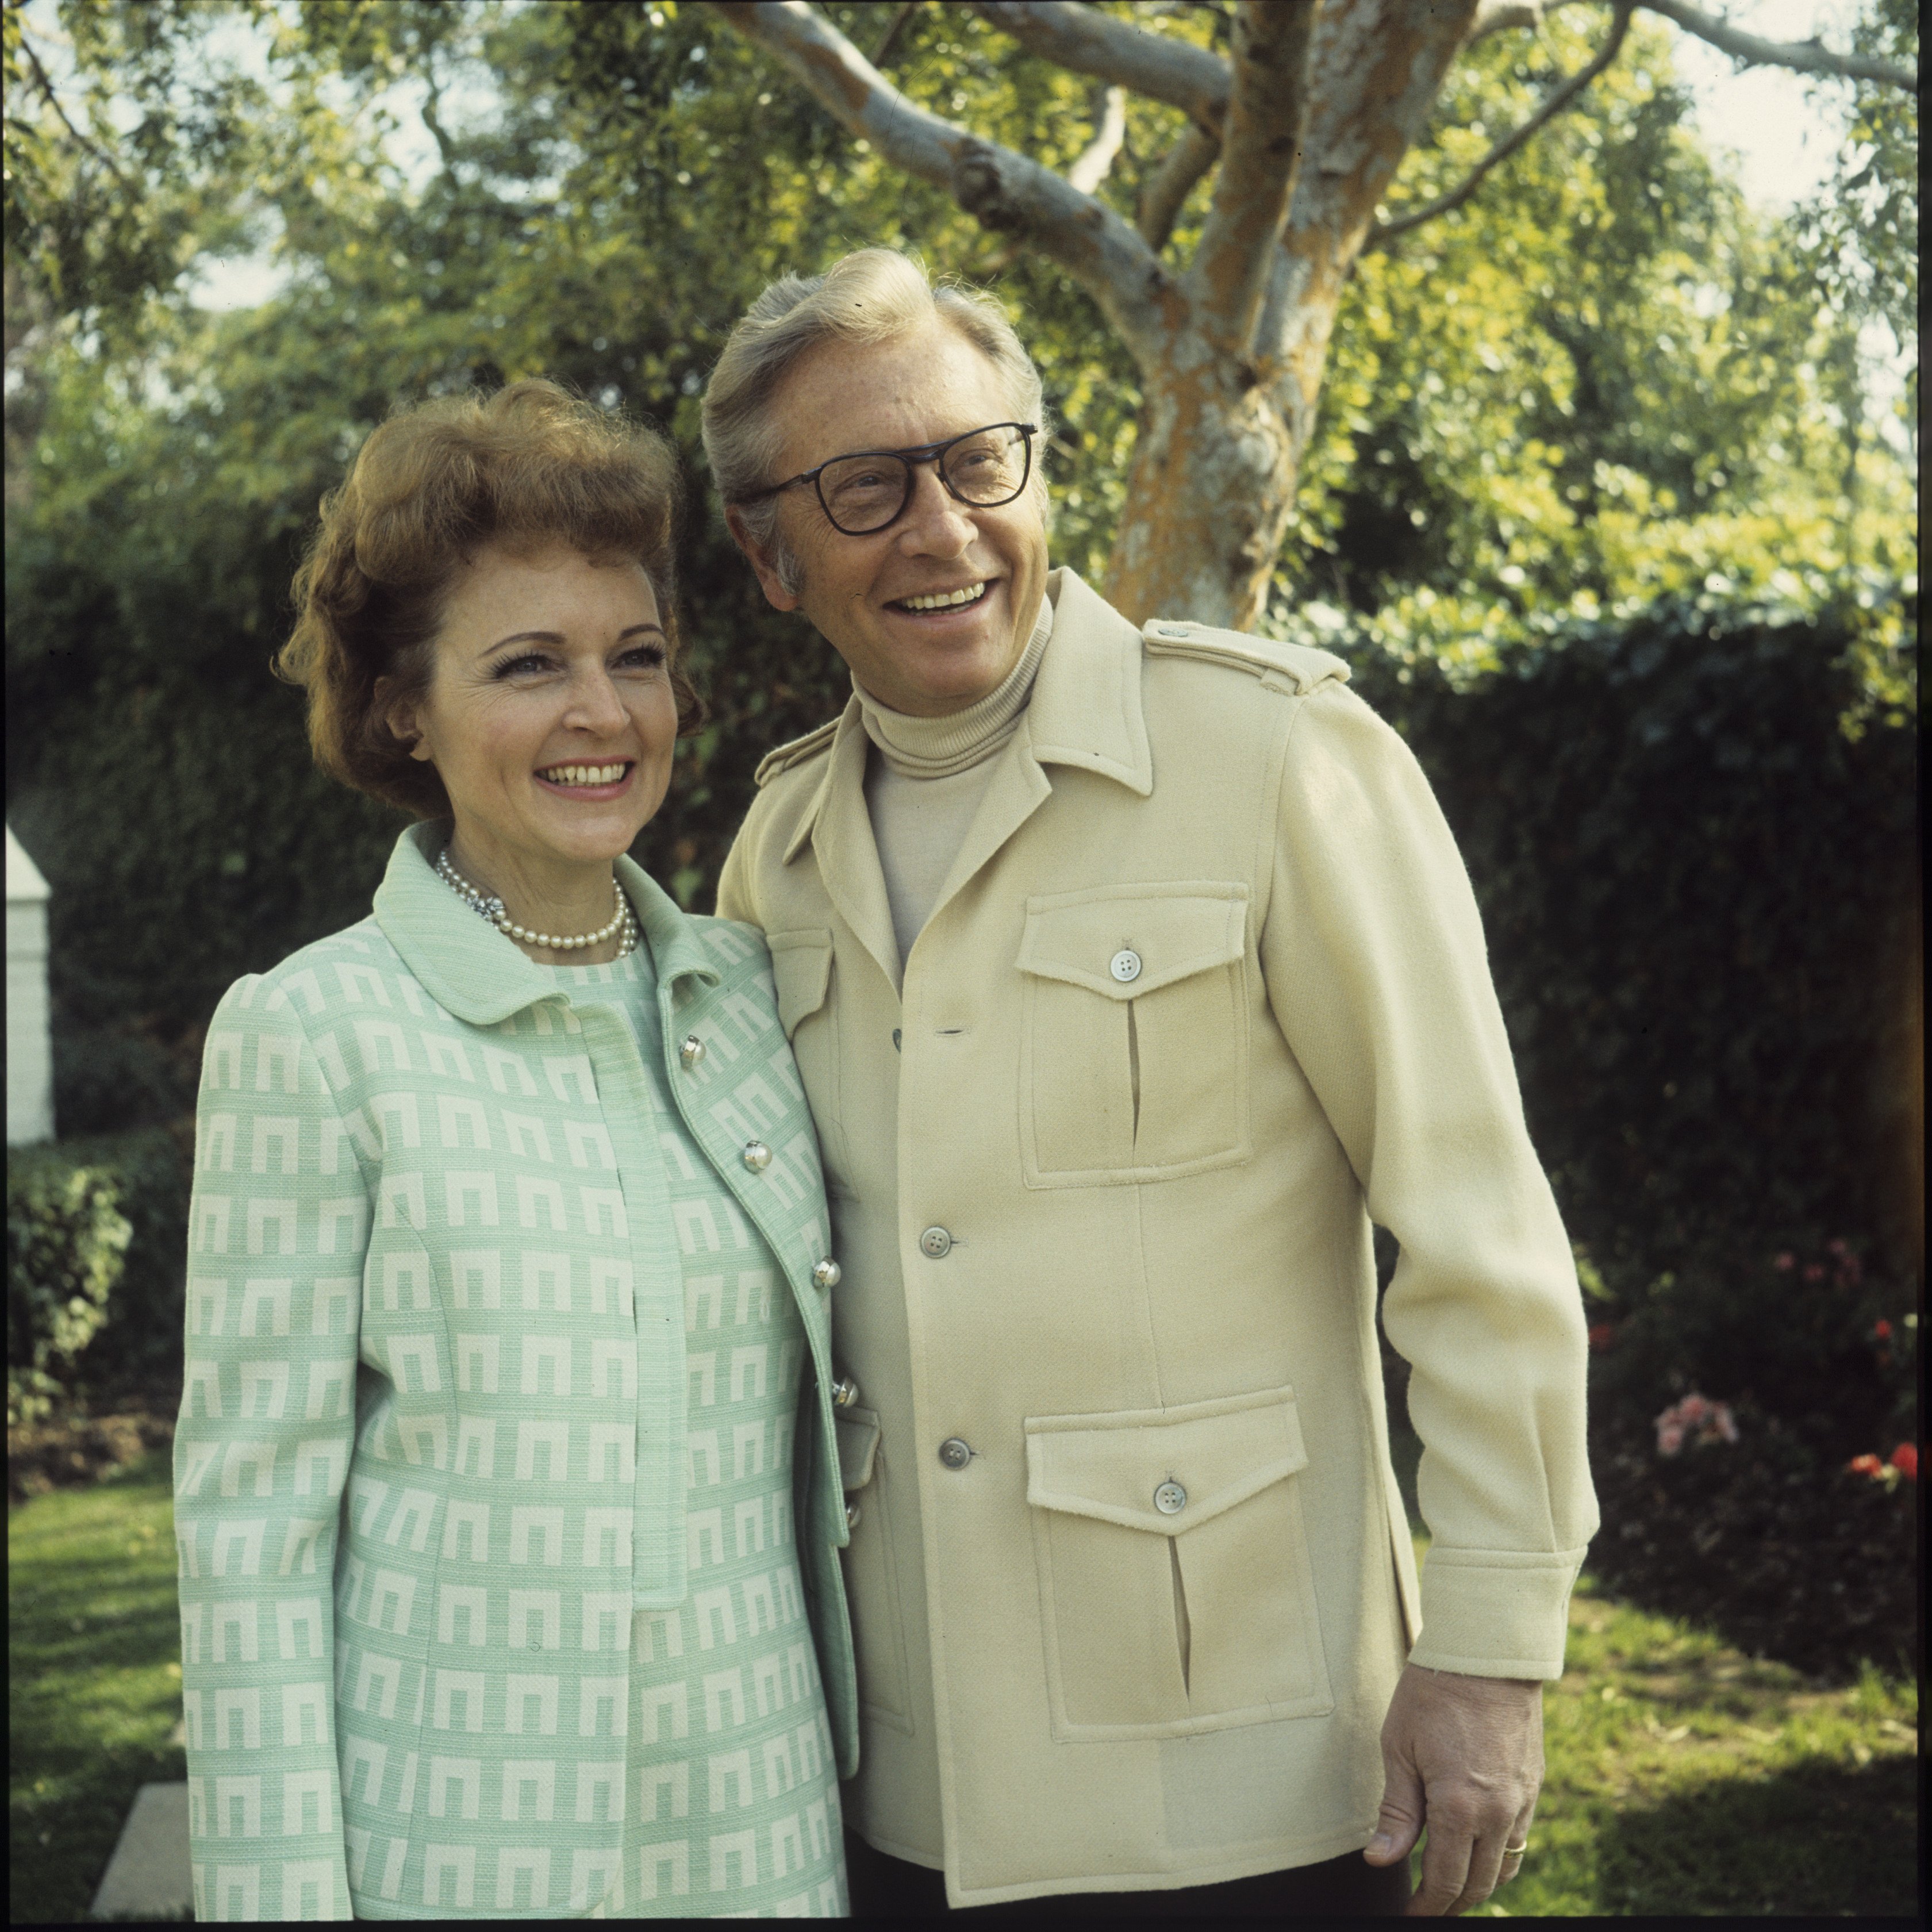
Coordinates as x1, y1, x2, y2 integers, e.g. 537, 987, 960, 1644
9, 1450, 186, 1926
7, 1449, 1921, 1920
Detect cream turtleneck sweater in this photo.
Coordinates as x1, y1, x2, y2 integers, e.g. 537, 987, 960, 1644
856, 574, 1058, 969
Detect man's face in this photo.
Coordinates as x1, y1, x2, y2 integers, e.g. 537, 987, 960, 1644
730, 317, 1051, 719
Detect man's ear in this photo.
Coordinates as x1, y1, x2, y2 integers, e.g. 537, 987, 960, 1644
374, 675, 435, 763
724, 506, 803, 614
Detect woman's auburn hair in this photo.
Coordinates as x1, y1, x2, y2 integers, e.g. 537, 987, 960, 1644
277, 378, 704, 817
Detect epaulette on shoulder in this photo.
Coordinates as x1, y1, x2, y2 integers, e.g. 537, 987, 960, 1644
754, 716, 840, 788
1141, 617, 1350, 696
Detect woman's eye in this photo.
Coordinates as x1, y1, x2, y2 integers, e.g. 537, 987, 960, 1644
619, 644, 667, 670
493, 654, 551, 678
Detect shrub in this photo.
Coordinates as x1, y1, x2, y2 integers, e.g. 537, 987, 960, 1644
6, 1129, 191, 1422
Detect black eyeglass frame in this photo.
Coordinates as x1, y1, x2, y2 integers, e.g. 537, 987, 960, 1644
731, 421, 1039, 536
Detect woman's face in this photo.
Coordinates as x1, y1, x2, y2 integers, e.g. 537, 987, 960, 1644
392, 540, 679, 879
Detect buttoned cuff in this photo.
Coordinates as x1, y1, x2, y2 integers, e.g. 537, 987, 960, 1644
1408, 1546, 1589, 1679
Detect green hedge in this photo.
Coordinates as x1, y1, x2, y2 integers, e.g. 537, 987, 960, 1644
6, 1128, 191, 1422
1342, 594, 1918, 1439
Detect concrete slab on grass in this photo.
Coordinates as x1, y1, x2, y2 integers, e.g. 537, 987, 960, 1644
89, 1781, 191, 1922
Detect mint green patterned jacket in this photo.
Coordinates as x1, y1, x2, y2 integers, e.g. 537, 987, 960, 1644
174, 825, 859, 1920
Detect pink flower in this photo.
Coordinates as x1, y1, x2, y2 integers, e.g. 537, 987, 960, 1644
1654, 1392, 1739, 1455
1828, 1239, 1848, 1257
1890, 1444, 1918, 1481
1847, 1454, 1885, 1478
1803, 1263, 1826, 1282
1773, 1253, 1796, 1272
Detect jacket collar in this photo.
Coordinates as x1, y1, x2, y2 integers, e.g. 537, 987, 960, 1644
373, 821, 720, 1027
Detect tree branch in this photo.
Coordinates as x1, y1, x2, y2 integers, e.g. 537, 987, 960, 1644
967, 2, 1231, 130
1638, 0, 1916, 91
1366, 0, 1633, 248
18, 26, 130, 184
1190, 1, 1322, 354
870, 1, 922, 67
1067, 83, 1127, 195
715, 3, 1166, 357
1138, 121, 1220, 251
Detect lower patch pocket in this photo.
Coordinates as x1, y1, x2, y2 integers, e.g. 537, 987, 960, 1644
1024, 1385, 1334, 1741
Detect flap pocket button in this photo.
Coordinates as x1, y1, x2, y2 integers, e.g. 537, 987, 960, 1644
742, 1140, 772, 1172
1110, 948, 1142, 984
679, 1034, 705, 1069
1153, 1480, 1188, 1516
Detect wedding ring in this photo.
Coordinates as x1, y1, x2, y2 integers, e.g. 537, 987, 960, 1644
1503, 1841, 1530, 1858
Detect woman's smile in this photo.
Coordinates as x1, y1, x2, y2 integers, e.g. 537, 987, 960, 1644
533, 758, 637, 801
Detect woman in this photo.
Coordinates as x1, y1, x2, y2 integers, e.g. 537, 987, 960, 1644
174, 381, 856, 1919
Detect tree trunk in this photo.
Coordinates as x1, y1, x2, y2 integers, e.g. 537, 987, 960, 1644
1103, 347, 1302, 631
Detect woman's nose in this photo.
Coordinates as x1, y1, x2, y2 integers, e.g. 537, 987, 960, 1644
563, 669, 629, 732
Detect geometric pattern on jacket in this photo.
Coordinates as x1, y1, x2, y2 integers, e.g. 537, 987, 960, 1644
174, 825, 859, 1919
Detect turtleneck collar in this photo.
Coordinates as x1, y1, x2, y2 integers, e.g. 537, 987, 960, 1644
854, 574, 1058, 780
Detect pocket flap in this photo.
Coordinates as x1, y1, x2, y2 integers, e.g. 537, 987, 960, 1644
1025, 1385, 1307, 1535
767, 929, 834, 1039
835, 1405, 881, 1492
1017, 883, 1247, 1001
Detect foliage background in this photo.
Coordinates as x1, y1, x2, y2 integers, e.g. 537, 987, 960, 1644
4, 0, 1919, 1675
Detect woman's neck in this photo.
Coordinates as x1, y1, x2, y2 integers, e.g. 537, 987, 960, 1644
443, 829, 628, 966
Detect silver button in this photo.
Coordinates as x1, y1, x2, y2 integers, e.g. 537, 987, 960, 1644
919, 1226, 953, 1259
938, 1438, 973, 1470
1153, 1480, 1188, 1515
830, 1374, 859, 1409
679, 1034, 705, 1069
742, 1140, 772, 1172
1110, 948, 1143, 984
844, 1501, 862, 1532
812, 1257, 842, 1292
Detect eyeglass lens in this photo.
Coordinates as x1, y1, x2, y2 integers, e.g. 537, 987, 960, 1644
817, 425, 1031, 534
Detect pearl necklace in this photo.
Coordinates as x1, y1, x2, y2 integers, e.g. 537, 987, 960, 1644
436, 851, 639, 957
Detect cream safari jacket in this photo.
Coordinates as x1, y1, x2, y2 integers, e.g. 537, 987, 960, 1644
716, 569, 1598, 1906
172, 827, 858, 1919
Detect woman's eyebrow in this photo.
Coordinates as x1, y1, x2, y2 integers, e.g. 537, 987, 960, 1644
487, 621, 666, 651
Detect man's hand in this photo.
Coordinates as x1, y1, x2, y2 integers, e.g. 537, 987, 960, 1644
1361, 1664, 1545, 1916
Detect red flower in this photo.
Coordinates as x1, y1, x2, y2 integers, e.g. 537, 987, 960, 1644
1588, 1323, 1616, 1352
1874, 1319, 1893, 1342
1847, 1454, 1885, 1477
1889, 1443, 1918, 1481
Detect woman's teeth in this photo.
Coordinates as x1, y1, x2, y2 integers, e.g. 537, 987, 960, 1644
539, 762, 628, 787
898, 582, 988, 611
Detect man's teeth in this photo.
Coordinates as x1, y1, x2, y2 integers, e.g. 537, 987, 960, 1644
900, 582, 988, 612
540, 763, 628, 786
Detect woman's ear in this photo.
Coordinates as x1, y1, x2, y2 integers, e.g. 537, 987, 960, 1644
375, 676, 434, 762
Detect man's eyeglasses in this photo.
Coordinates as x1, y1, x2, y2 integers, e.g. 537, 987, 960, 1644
732, 421, 1038, 537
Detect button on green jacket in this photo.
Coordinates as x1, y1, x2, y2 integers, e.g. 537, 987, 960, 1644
174, 824, 858, 1919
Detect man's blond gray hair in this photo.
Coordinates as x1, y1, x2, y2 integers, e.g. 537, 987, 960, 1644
701, 249, 1049, 591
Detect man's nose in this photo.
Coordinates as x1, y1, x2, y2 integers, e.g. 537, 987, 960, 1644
896, 463, 975, 555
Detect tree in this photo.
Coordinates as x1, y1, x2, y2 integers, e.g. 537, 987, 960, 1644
717, 0, 1916, 628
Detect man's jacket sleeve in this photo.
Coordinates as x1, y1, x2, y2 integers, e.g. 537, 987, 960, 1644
1260, 680, 1597, 1679
174, 975, 360, 1919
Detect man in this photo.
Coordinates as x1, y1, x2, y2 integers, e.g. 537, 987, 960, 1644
705, 249, 1596, 1917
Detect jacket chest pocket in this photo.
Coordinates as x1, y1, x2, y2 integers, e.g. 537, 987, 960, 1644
1016, 882, 1250, 1188
769, 928, 850, 1183
1024, 1386, 1334, 1742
